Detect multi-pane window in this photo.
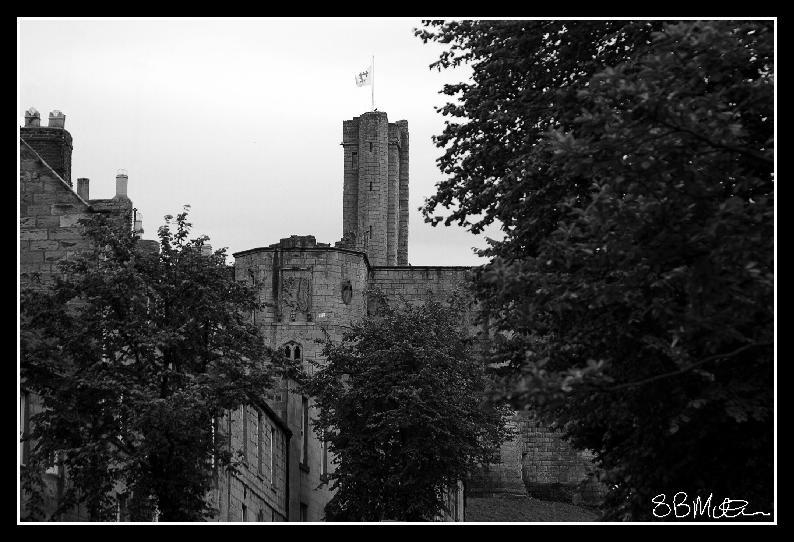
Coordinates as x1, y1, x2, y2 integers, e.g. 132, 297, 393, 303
241, 405, 248, 463
283, 341, 302, 362
257, 411, 264, 476
270, 426, 275, 482
300, 396, 309, 465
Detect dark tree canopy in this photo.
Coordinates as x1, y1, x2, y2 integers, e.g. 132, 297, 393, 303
418, 20, 774, 520
303, 295, 511, 521
21, 208, 281, 521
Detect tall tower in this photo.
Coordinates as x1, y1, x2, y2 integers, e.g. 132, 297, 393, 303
341, 111, 409, 266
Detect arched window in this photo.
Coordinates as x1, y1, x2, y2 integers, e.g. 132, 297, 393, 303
283, 341, 302, 361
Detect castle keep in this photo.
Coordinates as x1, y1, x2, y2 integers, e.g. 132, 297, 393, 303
20, 108, 599, 522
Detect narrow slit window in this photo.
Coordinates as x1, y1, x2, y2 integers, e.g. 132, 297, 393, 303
301, 396, 309, 465
257, 411, 264, 475
242, 405, 248, 462
270, 426, 275, 482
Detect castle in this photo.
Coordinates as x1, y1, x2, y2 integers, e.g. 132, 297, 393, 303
20, 108, 599, 522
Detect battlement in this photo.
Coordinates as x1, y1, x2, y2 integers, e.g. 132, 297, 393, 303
268, 235, 331, 250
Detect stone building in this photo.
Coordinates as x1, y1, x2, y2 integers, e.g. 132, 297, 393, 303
18, 109, 292, 522
19, 107, 599, 522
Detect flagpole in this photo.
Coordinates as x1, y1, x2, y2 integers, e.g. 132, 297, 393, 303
371, 55, 375, 111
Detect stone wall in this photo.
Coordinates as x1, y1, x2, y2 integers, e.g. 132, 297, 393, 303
20, 141, 94, 289
369, 266, 473, 307
468, 411, 605, 506
211, 403, 290, 521
233, 238, 372, 520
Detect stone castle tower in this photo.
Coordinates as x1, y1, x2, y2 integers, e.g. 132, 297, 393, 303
341, 112, 409, 266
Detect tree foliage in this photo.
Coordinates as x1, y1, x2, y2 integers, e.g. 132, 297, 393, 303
418, 20, 773, 520
303, 295, 511, 521
21, 208, 281, 521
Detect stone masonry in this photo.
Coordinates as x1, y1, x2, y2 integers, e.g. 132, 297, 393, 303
20, 107, 602, 522
19, 109, 290, 523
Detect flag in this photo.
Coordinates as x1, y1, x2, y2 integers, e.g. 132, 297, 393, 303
355, 65, 372, 87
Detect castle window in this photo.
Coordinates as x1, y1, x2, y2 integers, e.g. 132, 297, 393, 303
370, 181, 373, 191
369, 142, 373, 152
300, 396, 309, 465
283, 341, 302, 361
241, 405, 248, 463
257, 411, 264, 475
270, 426, 276, 482
242, 503, 247, 522
300, 503, 308, 522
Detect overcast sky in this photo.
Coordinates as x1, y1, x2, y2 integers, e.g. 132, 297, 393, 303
18, 18, 504, 266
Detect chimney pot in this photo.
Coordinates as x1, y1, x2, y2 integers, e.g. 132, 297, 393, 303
25, 107, 40, 127
48, 110, 65, 128
76, 178, 90, 200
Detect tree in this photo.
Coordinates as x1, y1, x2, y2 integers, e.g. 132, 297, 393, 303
303, 294, 511, 521
21, 207, 282, 521
418, 20, 773, 520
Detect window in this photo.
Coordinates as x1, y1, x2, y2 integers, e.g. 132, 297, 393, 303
300, 503, 308, 522
321, 430, 328, 479
45, 451, 61, 476
241, 405, 248, 463
257, 508, 264, 522
116, 492, 128, 522
270, 426, 275, 482
210, 417, 217, 472
369, 142, 373, 152
300, 396, 309, 465
242, 503, 247, 522
257, 411, 264, 475
352, 151, 358, 173
20, 391, 29, 466
283, 341, 302, 362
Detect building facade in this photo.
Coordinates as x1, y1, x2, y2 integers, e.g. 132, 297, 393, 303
20, 108, 599, 522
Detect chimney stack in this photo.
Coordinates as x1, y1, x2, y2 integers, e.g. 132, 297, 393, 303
114, 169, 129, 200
48, 110, 66, 128
24, 107, 40, 127
200, 244, 213, 256
20, 106, 73, 186
76, 178, 90, 200
133, 210, 144, 236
